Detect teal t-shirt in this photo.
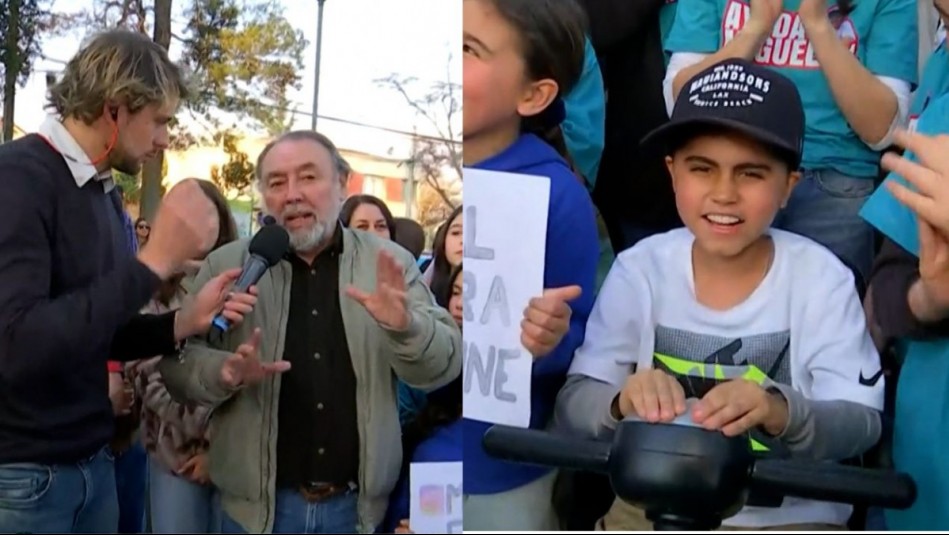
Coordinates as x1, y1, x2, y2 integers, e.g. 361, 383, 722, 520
563, 37, 606, 188
908, 38, 949, 132
659, 0, 679, 66
666, 0, 918, 179
859, 94, 949, 530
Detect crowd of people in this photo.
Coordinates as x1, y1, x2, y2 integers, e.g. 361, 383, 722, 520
0, 28, 473, 535
460, 0, 949, 531
2, 0, 949, 532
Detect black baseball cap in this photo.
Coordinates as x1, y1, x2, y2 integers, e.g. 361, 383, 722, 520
641, 58, 805, 169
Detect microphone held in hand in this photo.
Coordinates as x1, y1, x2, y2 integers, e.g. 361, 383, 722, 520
211, 225, 290, 333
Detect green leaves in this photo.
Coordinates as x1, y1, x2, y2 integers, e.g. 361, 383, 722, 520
182, 0, 307, 133
0, 0, 47, 87
209, 129, 255, 196
66, 0, 306, 136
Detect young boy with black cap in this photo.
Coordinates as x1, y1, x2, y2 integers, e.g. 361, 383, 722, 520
554, 58, 885, 530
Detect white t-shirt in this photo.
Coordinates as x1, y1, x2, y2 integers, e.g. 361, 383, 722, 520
568, 228, 884, 527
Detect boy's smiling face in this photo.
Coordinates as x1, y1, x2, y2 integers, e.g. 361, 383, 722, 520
667, 130, 800, 260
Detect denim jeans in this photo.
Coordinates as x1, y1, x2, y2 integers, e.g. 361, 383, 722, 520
114, 440, 147, 533
221, 488, 359, 534
773, 169, 876, 285
149, 456, 222, 533
0, 446, 118, 533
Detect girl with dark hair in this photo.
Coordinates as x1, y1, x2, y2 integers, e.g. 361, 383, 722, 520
463, 0, 599, 529
340, 194, 398, 241
384, 264, 463, 534
134, 216, 150, 248
424, 206, 463, 300
125, 179, 241, 533
400, 207, 463, 428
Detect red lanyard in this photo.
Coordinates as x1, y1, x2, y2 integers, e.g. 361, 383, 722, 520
35, 122, 118, 167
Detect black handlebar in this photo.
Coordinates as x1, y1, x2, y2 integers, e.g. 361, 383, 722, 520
751, 459, 915, 508
482, 425, 610, 473
483, 422, 915, 530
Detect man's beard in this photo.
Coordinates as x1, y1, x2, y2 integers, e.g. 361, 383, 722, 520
109, 145, 143, 175
283, 200, 341, 253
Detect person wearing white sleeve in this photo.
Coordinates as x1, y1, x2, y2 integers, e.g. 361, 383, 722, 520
556, 59, 883, 531
658, 0, 917, 284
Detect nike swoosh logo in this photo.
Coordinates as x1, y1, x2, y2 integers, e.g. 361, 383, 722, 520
859, 368, 884, 387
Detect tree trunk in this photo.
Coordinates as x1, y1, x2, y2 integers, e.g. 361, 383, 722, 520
139, 0, 172, 220
2, 0, 20, 143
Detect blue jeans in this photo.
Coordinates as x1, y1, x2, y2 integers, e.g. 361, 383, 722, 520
149, 456, 222, 533
221, 488, 359, 534
114, 440, 147, 533
0, 446, 118, 533
773, 169, 876, 284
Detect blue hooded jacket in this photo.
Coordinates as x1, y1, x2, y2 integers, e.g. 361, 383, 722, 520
464, 133, 599, 494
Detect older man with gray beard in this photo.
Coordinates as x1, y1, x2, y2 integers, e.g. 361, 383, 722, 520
158, 130, 462, 535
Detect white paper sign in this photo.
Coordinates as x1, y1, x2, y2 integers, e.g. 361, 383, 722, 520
409, 462, 463, 534
462, 169, 550, 428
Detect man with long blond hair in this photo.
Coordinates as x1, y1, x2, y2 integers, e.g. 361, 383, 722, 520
0, 29, 254, 532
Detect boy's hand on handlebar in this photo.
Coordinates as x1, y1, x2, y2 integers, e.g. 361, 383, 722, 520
692, 379, 789, 437
395, 519, 414, 534
616, 369, 687, 423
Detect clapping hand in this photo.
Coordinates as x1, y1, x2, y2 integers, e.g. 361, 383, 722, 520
884, 130, 949, 238
798, 0, 830, 26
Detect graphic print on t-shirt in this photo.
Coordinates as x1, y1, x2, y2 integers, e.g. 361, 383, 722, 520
652, 325, 792, 460
653, 325, 791, 398
721, 0, 858, 69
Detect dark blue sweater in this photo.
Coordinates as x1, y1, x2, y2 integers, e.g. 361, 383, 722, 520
0, 135, 175, 464
463, 134, 599, 494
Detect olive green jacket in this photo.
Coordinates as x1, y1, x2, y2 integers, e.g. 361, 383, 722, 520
159, 228, 462, 533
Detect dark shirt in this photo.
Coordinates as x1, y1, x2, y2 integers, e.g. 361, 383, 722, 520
580, 0, 682, 246
275, 225, 360, 488
0, 134, 176, 464
870, 237, 949, 342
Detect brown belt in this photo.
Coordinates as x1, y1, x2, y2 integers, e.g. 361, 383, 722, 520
298, 482, 353, 503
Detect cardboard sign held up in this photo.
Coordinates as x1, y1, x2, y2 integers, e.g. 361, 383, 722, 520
462, 168, 549, 428
410, 462, 463, 534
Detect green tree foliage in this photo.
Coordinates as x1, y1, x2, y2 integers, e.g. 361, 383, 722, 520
0, 0, 47, 142
114, 170, 141, 204
183, 0, 306, 136
0, 0, 45, 85
76, 0, 306, 134
209, 129, 255, 196
66, 0, 306, 200
113, 157, 167, 207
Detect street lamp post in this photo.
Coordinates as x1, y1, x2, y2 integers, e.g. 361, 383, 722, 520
311, 0, 327, 131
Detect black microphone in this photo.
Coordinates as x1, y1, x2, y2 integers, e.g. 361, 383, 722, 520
211, 224, 289, 333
